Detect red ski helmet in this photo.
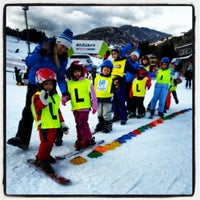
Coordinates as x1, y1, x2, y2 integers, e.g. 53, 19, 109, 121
69, 60, 87, 78
36, 68, 56, 84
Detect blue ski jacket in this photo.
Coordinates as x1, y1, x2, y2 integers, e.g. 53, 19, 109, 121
121, 43, 140, 82
25, 38, 68, 95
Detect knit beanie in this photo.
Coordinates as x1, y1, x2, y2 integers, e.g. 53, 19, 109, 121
129, 48, 141, 59
56, 28, 73, 49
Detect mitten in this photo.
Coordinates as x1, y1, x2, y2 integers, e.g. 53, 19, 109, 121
40, 41, 51, 56
61, 95, 69, 106
92, 108, 97, 114
91, 101, 97, 114
39, 90, 49, 105
61, 122, 69, 135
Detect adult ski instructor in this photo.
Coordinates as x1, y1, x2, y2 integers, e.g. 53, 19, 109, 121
7, 28, 73, 150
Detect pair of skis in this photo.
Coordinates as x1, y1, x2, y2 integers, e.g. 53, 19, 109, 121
27, 140, 105, 185
27, 159, 71, 185
55, 140, 105, 159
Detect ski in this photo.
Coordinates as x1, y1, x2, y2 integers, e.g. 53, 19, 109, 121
55, 140, 105, 160
27, 159, 71, 185
92, 130, 99, 135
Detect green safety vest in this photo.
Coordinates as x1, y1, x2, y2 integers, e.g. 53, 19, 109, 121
169, 79, 177, 91
132, 78, 147, 97
156, 68, 171, 84
94, 74, 113, 98
68, 79, 91, 110
31, 91, 61, 129
112, 59, 126, 77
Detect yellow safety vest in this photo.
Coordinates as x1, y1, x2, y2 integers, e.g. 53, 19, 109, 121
94, 74, 113, 98
156, 68, 171, 84
31, 91, 61, 129
145, 64, 150, 71
169, 79, 177, 91
132, 78, 147, 97
68, 78, 91, 110
112, 59, 126, 77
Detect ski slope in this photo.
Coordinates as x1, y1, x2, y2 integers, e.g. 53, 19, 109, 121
4, 36, 196, 198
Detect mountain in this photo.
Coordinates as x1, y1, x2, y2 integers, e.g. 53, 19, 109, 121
74, 25, 171, 45
162, 29, 193, 47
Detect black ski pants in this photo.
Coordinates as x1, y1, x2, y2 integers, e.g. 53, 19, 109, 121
15, 84, 37, 146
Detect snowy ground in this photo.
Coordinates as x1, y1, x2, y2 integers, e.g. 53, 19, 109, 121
3, 36, 197, 198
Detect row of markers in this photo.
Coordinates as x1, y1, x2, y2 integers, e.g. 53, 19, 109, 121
70, 108, 192, 165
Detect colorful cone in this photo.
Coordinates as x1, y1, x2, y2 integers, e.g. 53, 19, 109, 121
70, 156, 87, 165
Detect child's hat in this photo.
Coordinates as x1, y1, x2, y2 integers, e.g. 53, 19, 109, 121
171, 58, 179, 66
141, 55, 149, 62
160, 57, 170, 68
56, 28, 73, 49
129, 48, 140, 59
161, 57, 170, 64
111, 46, 121, 55
68, 60, 87, 78
100, 59, 113, 71
36, 68, 56, 84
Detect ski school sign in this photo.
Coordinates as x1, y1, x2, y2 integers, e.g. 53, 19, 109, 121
69, 40, 110, 58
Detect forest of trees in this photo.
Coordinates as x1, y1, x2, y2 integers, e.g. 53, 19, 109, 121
6, 27, 47, 44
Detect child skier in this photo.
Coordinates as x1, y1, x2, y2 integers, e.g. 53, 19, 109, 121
66, 60, 97, 150
141, 55, 155, 78
149, 57, 171, 118
165, 60, 182, 110
31, 68, 69, 174
129, 66, 151, 118
94, 59, 119, 133
111, 46, 138, 125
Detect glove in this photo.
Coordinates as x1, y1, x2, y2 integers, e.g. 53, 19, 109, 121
92, 108, 97, 114
61, 95, 69, 106
113, 78, 119, 89
39, 41, 51, 56
39, 90, 49, 105
61, 122, 69, 135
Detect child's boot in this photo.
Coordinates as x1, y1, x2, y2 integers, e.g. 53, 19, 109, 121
95, 117, 104, 132
149, 109, 155, 119
102, 120, 112, 133
34, 159, 55, 174
158, 112, 164, 117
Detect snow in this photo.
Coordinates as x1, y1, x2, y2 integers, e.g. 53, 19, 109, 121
4, 36, 196, 198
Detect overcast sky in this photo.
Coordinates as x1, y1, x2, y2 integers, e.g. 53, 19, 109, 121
5, 5, 193, 38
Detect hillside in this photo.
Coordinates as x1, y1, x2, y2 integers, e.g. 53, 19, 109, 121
162, 29, 193, 47
74, 25, 171, 45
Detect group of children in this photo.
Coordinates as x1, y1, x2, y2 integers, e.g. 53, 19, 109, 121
30, 46, 183, 174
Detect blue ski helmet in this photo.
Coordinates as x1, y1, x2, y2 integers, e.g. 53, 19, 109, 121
160, 57, 170, 64
111, 46, 121, 56
100, 59, 113, 71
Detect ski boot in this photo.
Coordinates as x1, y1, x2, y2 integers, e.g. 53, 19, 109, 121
34, 159, 55, 174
